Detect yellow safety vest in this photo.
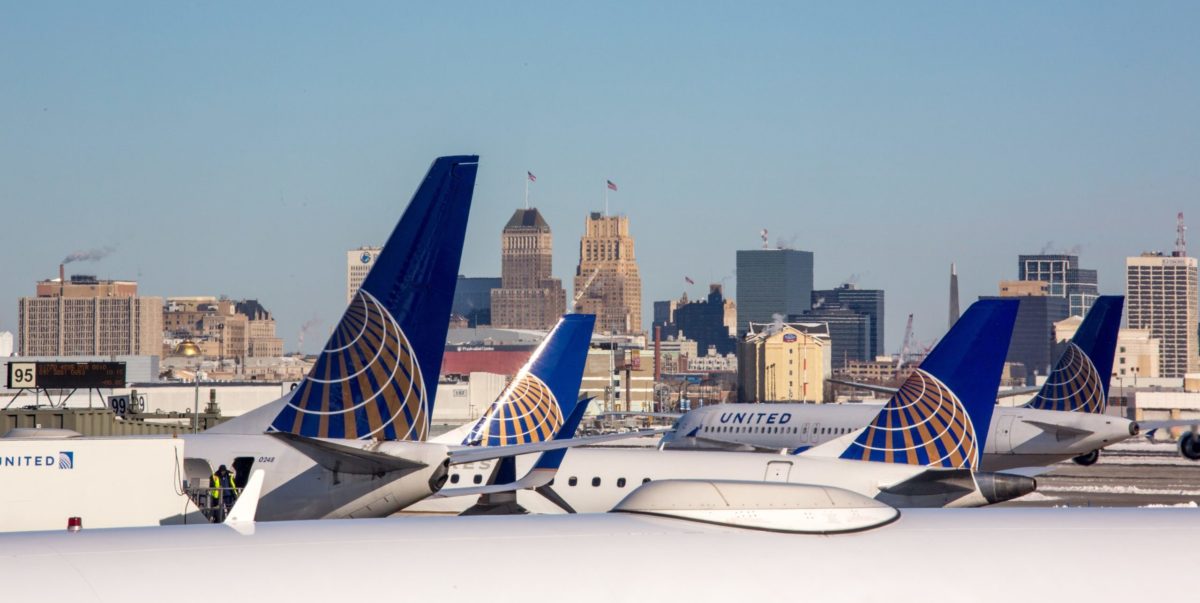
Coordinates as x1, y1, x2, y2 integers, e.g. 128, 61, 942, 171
209, 474, 240, 499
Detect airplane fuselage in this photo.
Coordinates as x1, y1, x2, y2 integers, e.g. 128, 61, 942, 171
660, 403, 1136, 470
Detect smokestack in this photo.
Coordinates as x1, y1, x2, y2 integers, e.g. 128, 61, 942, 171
654, 326, 662, 383
59, 264, 65, 295
948, 263, 960, 329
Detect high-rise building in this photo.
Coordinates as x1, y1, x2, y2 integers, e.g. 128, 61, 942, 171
490, 209, 566, 329
811, 284, 884, 360
573, 212, 643, 335
735, 249, 814, 336
672, 284, 737, 357
794, 304, 871, 369
1126, 253, 1199, 378
18, 274, 163, 358
346, 246, 381, 304
455, 276, 501, 327
981, 293, 1069, 383
948, 263, 960, 329
162, 297, 249, 361
1018, 254, 1100, 317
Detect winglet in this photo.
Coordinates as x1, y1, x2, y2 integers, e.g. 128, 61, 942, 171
463, 314, 595, 446
1026, 295, 1123, 414
836, 299, 1019, 469
224, 469, 266, 525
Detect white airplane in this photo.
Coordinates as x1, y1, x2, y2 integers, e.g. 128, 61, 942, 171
661, 296, 1136, 470
2, 473, 1192, 603
411, 299, 1038, 514
2, 156, 624, 528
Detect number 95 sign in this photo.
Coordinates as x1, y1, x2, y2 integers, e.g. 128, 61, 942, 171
7, 363, 37, 389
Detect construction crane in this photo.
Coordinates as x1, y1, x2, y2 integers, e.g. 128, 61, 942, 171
897, 313, 914, 369
573, 267, 601, 307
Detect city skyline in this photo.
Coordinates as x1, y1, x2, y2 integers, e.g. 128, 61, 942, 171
2, 3, 1198, 353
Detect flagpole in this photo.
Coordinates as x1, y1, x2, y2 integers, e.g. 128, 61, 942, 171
524, 177, 529, 210
604, 181, 609, 217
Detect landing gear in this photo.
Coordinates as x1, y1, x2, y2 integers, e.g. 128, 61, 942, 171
1072, 449, 1100, 466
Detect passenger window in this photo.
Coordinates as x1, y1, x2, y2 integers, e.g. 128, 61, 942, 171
473, 474, 483, 485
568, 476, 578, 487
547, 478, 555, 487
450, 474, 460, 484
642, 478, 651, 484
592, 477, 601, 487
617, 478, 627, 488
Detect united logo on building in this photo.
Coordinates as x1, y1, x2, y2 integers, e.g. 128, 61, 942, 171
58, 451, 73, 469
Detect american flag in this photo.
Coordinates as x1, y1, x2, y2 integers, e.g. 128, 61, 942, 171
685, 276, 695, 285
606, 180, 618, 191
527, 171, 536, 183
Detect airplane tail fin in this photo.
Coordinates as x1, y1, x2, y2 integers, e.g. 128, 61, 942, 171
268, 155, 479, 441
837, 299, 1018, 469
462, 314, 596, 446
1025, 295, 1123, 414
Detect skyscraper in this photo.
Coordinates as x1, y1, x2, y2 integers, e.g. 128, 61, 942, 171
672, 284, 737, 356
490, 209, 566, 329
346, 246, 381, 304
811, 284, 884, 359
454, 276, 501, 327
948, 263, 960, 328
1126, 253, 1199, 378
735, 248, 814, 336
981, 293, 1069, 384
573, 212, 642, 335
1018, 254, 1099, 317
794, 304, 871, 369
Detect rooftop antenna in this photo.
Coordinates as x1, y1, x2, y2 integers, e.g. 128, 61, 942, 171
1175, 212, 1187, 257
760, 229, 769, 249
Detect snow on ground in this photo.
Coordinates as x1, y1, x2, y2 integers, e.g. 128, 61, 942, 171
1037, 484, 1200, 497
1140, 501, 1200, 508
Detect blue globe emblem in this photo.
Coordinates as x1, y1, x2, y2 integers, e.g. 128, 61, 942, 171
360, 252, 372, 264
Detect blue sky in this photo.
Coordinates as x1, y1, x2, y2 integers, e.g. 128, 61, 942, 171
2, 2, 1198, 353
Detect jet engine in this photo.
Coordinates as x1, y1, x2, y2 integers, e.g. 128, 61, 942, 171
1179, 432, 1200, 461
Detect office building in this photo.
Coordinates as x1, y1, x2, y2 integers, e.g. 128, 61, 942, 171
1055, 315, 1160, 381
490, 209, 566, 329
735, 249, 813, 336
981, 294, 1069, 383
670, 284, 737, 357
1126, 253, 1199, 378
573, 212, 643, 335
1018, 254, 1100, 317
794, 304, 871, 369
454, 276, 501, 327
346, 246, 381, 304
234, 300, 284, 358
737, 322, 828, 403
998, 280, 1048, 297
811, 284, 884, 359
18, 274, 162, 358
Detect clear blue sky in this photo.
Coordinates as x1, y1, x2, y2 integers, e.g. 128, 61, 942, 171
2, 2, 1197, 353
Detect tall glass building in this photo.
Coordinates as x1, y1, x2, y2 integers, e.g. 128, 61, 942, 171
1017, 254, 1099, 317
735, 249, 814, 337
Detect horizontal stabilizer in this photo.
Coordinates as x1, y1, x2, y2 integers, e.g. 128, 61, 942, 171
270, 433, 428, 475
1021, 419, 1092, 440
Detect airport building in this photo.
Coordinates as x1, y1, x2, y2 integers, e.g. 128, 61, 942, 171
811, 284, 885, 360
573, 212, 643, 335
345, 246, 381, 304
453, 276, 501, 327
18, 274, 162, 358
1125, 253, 1199, 378
737, 322, 829, 403
1018, 253, 1100, 317
735, 248, 813, 336
490, 209, 566, 329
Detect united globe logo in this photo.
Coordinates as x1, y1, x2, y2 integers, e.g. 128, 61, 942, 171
58, 451, 74, 469
464, 373, 564, 447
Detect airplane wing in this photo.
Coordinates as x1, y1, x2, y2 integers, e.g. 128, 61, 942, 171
270, 433, 428, 474
827, 378, 1040, 400
664, 434, 787, 453
446, 428, 668, 465
595, 411, 684, 419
